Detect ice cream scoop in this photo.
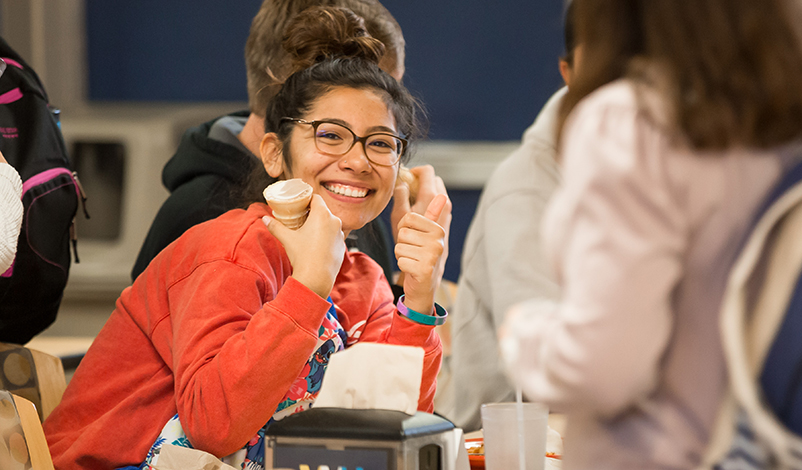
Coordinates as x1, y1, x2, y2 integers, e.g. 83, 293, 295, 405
396, 166, 419, 205
263, 179, 313, 230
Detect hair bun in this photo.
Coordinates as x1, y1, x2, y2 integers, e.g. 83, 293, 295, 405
283, 6, 386, 73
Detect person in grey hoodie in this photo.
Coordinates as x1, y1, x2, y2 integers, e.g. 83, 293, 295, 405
447, 1, 581, 431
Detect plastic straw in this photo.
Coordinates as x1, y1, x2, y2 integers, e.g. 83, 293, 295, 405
516, 385, 526, 470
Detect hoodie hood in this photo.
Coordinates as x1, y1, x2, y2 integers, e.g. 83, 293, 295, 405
162, 111, 257, 192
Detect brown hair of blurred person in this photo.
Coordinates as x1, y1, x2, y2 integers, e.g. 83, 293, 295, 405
559, 0, 802, 151
245, 0, 404, 119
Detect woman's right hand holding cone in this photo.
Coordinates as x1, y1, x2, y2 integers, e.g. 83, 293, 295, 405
263, 194, 345, 299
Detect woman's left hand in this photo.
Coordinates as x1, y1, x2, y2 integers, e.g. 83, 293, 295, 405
394, 194, 452, 314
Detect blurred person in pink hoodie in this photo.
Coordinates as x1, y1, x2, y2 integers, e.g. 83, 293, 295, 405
501, 0, 802, 468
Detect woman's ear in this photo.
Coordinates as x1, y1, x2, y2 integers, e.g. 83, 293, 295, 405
260, 133, 285, 178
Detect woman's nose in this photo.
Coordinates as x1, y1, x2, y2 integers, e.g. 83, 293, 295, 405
339, 142, 372, 173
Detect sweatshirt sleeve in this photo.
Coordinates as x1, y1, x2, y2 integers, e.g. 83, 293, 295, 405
357, 278, 443, 413
0, 163, 23, 273
164, 262, 332, 457
483, 155, 562, 327
501, 86, 687, 417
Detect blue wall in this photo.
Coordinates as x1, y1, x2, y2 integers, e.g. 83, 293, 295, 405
85, 0, 567, 281
86, 0, 565, 141
386, 1, 565, 141
86, 1, 256, 102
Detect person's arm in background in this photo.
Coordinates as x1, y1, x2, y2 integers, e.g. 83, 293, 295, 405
483, 151, 562, 330
0, 150, 22, 273
447, 87, 566, 430
448, 134, 562, 431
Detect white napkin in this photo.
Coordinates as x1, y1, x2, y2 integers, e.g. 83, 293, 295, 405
314, 343, 424, 415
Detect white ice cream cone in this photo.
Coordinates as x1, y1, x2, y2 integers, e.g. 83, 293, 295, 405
263, 179, 313, 230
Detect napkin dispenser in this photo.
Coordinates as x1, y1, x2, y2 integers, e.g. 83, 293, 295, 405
264, 407, 465, 470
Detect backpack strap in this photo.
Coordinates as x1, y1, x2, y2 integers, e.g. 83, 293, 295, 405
703, 160, 802, 468
0, 36, 48, 102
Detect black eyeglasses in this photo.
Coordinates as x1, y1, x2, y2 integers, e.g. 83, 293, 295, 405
281, 118, 407, 167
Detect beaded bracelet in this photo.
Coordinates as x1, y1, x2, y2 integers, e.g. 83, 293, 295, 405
397, 295, 448, 326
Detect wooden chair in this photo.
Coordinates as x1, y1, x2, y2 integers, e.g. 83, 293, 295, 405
0, 343, 67, 422
0, 390, 55, 470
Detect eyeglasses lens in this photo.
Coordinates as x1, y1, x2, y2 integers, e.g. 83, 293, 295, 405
314, 122, 401, 166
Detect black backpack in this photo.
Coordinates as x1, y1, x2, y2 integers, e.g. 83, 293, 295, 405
0, 37, 87, 344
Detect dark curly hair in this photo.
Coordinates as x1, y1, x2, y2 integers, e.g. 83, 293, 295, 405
239, 6, 426, 205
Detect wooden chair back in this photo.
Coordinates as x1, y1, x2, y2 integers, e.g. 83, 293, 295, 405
0, 343, 67, 421
0, 390, 54, 470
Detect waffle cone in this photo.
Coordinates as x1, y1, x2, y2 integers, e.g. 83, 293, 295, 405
263, 179, 313, 229
272, 212, 309, 230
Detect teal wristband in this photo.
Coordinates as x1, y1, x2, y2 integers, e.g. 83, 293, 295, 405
397, 295, 448, 326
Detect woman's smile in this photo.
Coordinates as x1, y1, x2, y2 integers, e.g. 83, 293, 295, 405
322, 182, 371, 199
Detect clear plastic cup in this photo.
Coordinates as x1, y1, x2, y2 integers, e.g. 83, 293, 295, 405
481, 402, 549, 470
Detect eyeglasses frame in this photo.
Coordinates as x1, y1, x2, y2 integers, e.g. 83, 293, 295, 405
280, 117, 408, 167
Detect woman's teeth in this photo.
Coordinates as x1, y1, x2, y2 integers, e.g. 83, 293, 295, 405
324, 183, 368, 198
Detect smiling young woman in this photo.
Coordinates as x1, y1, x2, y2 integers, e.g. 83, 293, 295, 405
42, 7, 451, 470
259, 87, 401, 235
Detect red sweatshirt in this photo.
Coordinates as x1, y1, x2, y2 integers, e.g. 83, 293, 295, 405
43, 204, 442, 470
